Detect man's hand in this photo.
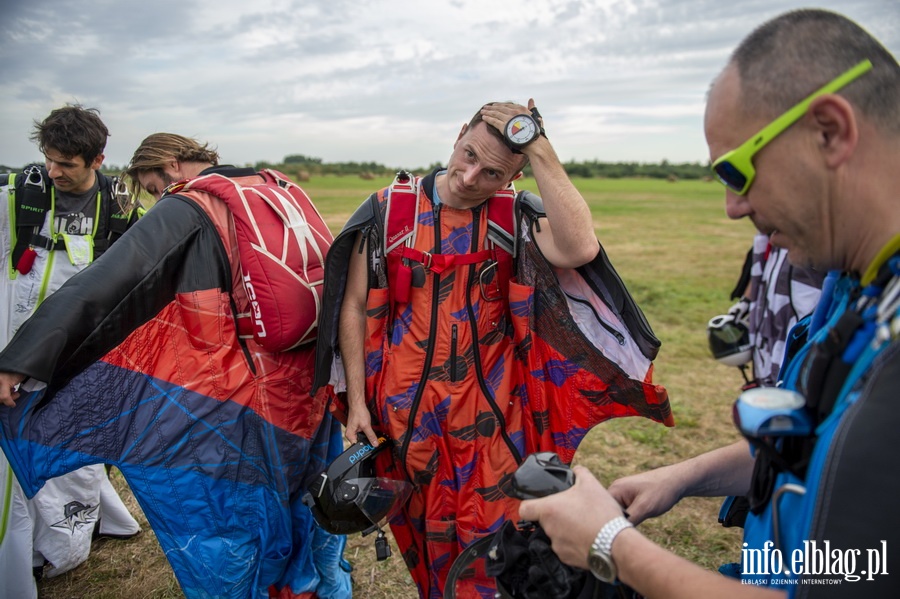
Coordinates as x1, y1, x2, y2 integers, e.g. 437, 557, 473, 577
0, 372, 26, 408
607, 465, 688, 525
518, 465, 625, 570
345, 401, 379, 447
480, 99, 545, 151
609, 442, 755, 524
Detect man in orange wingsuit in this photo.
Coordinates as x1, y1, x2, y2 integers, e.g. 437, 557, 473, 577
313, 100, 673, 597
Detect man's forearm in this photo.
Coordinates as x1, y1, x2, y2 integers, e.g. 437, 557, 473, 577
339, 233, 371, 409
525, 137, 598, 267
614, 527, 785, 599
338, 302, 367, 409
678, 439, 755, 498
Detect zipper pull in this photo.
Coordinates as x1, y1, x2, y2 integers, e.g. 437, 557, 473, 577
358, 226, 370, 254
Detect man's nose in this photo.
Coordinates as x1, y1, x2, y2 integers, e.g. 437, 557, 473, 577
724, 190, 751, 220
462, 166, 478, 187
46, 161, 62, 179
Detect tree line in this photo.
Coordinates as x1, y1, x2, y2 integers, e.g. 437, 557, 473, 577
255, 154, 711, 180
4, 155, 712, 181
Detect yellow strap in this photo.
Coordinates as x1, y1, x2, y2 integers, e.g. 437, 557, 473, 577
0, 467, 13, 546
861, 233, 900, 286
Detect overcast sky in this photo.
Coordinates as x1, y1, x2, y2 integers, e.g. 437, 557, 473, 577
1, 0, 897, 170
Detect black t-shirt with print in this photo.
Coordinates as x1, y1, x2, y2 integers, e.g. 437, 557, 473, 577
53, 178, 98, 237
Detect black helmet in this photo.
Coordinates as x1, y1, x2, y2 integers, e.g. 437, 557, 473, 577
302, 437, 412, 535
707, 313, 752, 367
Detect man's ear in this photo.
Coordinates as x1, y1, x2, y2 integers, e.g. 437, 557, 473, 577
164, 157, 181, 179
511, 171, 524, 182
454, 123, 468, 146
809, 94, 857, 169
89, 153, 105, 170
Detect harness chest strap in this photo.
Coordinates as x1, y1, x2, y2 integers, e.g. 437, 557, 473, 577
396, 246, 494, 274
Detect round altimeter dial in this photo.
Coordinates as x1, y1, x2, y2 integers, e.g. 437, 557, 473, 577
504, 114, 540, 149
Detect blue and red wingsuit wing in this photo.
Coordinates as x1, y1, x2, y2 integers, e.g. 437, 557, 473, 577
0, 191, 349, 599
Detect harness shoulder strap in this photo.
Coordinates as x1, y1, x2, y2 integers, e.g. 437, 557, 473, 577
94, 173, 137, 256
12, 165, 51, 228
485, 187, 517, 257
11, 165, 53, 271
383, 171, 420, 304
485, 188, 518, 299
383, 170, 419, 255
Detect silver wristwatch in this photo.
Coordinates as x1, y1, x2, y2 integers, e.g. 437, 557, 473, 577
587, 516, 634, 583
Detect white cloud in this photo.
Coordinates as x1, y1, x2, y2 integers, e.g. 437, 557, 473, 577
0, 0, 897, 169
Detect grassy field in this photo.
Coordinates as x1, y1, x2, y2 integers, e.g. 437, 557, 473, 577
38, 175, 757, 598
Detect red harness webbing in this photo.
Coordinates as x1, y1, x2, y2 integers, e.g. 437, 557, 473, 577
383, 172, 517, 305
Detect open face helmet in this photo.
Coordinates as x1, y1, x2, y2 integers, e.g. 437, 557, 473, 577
707, 313, 753, 367
302, 437, 412, 535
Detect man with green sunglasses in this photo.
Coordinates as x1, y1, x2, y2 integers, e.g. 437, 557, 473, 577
518, 8, 900, 598
711, 58, 872, 196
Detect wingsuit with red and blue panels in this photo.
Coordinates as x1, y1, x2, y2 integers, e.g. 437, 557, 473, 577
313, 168, 674, 598
0, 166, 350, 599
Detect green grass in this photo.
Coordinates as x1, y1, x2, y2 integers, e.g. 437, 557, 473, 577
39, 175, 757, 598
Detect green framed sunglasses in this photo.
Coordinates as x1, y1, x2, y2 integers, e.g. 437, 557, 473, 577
711, 59, 873, 195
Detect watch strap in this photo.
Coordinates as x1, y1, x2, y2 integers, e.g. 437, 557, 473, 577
591, 516, 633, 565
529, 106, 547, 139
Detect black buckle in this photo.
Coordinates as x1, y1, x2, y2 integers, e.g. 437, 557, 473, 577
27, 233, 59, 252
